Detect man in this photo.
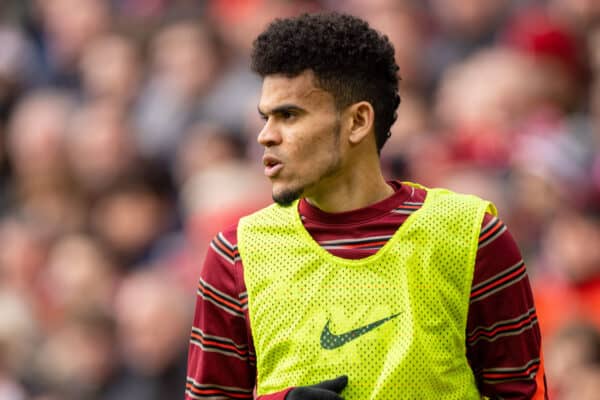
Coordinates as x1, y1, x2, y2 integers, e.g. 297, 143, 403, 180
185, 13, 547, 399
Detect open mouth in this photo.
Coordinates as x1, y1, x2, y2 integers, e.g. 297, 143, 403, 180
263, 156, 283, 177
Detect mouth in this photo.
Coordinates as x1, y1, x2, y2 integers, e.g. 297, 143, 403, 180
263, 155, 283, 178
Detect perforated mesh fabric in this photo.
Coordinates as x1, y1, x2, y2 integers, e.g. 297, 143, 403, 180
238, 184, 495, 399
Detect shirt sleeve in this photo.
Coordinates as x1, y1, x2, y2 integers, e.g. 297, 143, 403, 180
185, 227, 256, 399
467, 214, 548, 399
185, 226, 293, 400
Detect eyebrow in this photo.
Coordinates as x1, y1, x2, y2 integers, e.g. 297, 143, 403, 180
257, 104, 305, 117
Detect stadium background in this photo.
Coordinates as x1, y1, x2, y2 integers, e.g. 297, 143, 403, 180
0, 0, 599, 398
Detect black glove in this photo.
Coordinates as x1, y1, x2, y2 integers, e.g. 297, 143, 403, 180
285, 375, 348, 400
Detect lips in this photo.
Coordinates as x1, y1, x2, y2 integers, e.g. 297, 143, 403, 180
262, 155, 283, 178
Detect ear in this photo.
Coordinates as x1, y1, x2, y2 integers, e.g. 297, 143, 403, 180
347, 101, 375, 145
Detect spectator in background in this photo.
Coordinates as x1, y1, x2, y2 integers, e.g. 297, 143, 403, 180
502, 7, 588, 115
65, 99, 140, 197
42, 233, 120, 324
0, 25, 36, 122
133, 18, 223, 164
173, 120, 247, 186
5, 89, 85, 232
88, 166, 179, 268
587, 55, 600, 206
0, 214, 52, 309
0, 290, 38, 400
425, 0, 512, 97
32, 309, 120, 400
434, 47, 535, 169
548, 0, 600, 35
28, 0, 112, 88
533, 211, 600, 335
111, 269, 191, 400
545, 322, 600, 398
78, 32, 143, 107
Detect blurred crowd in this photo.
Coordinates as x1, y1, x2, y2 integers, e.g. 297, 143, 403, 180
0, 0, 599, 399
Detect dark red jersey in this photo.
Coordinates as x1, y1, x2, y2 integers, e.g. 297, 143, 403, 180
185, 182, 547, 399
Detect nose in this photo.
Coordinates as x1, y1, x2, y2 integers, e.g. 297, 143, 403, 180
257, 120, 281, 147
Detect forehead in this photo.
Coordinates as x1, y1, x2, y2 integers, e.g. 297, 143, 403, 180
259, 70, 335, 111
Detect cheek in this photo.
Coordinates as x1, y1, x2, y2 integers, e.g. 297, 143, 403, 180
294, 125, 338, 158
282, 114, 341, 173
293, 141, 334, 172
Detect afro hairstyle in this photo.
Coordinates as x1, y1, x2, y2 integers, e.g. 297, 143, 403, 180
251, 12, 401, 152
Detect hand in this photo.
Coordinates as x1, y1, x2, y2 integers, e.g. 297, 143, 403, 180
285, 375, 348, 400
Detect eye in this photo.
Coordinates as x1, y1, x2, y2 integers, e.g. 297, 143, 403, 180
277, 109, 299, 122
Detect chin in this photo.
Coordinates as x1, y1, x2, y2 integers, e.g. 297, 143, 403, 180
272, 185, 303, 207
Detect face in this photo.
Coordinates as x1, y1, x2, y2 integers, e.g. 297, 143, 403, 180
257, 70, 344, 205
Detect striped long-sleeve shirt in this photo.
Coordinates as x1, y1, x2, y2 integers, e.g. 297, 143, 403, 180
185, 181, 547, 399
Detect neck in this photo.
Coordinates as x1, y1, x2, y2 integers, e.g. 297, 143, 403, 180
305, 163, 393, 213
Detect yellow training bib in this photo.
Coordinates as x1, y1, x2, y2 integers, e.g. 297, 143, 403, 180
238, 184, 495, 399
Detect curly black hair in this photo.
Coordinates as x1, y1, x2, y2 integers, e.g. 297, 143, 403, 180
251, 12, 401, 152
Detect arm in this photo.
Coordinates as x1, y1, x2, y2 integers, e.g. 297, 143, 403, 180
185, 228, 294, 400
185, 229, 256, 399
467, 215, 548, 399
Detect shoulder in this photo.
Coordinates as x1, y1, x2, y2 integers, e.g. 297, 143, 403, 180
218, 223, 239, 248
202, 201, 279, 247
405, 182, 492, 211
422, 188, 494, 224
478, 213, 508, 249
209, 224, 240, 263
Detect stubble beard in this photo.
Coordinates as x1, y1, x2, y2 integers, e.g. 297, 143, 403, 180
272, 118, 342, 207
272, 187, 304, 207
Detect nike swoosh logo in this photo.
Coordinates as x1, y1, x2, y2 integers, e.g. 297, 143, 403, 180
320, 312, 402, 350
